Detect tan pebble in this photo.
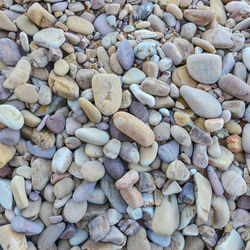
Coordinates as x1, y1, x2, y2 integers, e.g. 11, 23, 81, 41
191, 37, 216, 54
0, 142, 16, 168
0, 10, 17, 32
141, 77, 170, 96
0, 224, 27, 250
16, 166, 32, 179
194, 172, 212, 225
172, 65, 197, 88
179, 0, 192, 7
170, 125, 191, 147
48, 70, 79, 100
115, 170, 139, 190
224, 120, 242, 135
53, 177, 75, 199
142, 61, 159, 79
14, 84, 39, 104
3, 58, 31, 89
27, 2, 56, 28
210, 0, 227, 25
38, 85, 52, 105
78, 97, 102, 124
66, 15, 94, 35
31, 129, 55, 150
54, 59, 69, 76
92, 74, 122, 116
166, 160, 190, 181
11, 175, 28, 209
103, 139, 121, 159
97, 46, 113, 74
120, 90, 132, 109
113, 111, 155, 147
162, 180, 182, 196
110, 53, 123, 75
21, 110, 41, 127
85, 143, 103, 158
166, 4, 183, 20
174, 111, 190, 126
80, 160, 105, 182
139, 141, 158, 166
120, 187, 143, 208
158, 0, 180, 8
184, 9, 215, 26
204, 118, 224, 132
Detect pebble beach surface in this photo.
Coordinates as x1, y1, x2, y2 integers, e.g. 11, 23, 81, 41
0, 0, 249, 249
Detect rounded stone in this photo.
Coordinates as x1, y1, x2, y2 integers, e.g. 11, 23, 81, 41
170, 125, 191, 147
166, 160, 190, 181
14, 84, 39, 104
0, 128, 20, 145
117, 39, 135, 70
46, 113, 65, 134
242, 124, 250, 153
51, 147, 73, 173
66, 15, 94, 35
54, 59, 69, 76
186, 54, 222, 84
80, 160, 105, 182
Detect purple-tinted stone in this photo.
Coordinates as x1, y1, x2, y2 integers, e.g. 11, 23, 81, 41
129, 101, 149, 123
25, 180, 32, 195
117, 39, 135, 70
27, 140, 56, 159
0, 76, 11, 100
94, 13, 115, 36
178, 182, 195, 205
118, 219, 139, 236
0, 38, 21, 66
109, 116, 133, 142
190, 125, 213, 146
59, 224, 75, 239
136, 2, 154, 20
3, 10, 21, 21
103, 156, 125, 180
192, 143, 208, 169
158, 140, 179, 163
221, 52, 235, 77
5, 100, 25, 110
46, 113, 66, 134
237, 195, 250, 210
72, 110, 88, 123
29, 192, 40, 201
96, 122, 109, 130
73, 180, 96, 202
37, 114, 50, 132
0, 165, 12, 177
51, 1, 68, 12
91, 0, 105, 10
112, 0, 125, 5
207, 166, 224, 196
0, 128, 20, 145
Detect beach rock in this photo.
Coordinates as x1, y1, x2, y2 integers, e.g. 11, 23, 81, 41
158, 140, 179, 163
0, 128, 20, 145
0, 38, 20, 65
117, 39, 134, 70
94, 13, 115, 36
66, 15, 94, 35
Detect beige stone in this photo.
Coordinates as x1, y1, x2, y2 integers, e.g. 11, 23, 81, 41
115, 170, 139, 190
210, 0, 227, 25
27, 2, 56, 28
127, 226, 150, 250
192, 37, 216, 53
3, 58, 31, 89
31, 129, 55, 150
152, 195, 179, 236
204, 118, 224, 132
0, 10, 17, 32
11, 175, 28, 209
113, 111, 155, 147
92, 74, 122, 116
85, 143, 103, 158
66, 15, 94, 35
183, 9, 215, 26
79, 97, 102, 123
172, 65, 197, 88
166, 160, 190, 181
141, 77, 170, 96
54, 59, 69, 76
120, 187, 143, 208
0, 142, 16, 168
174, 111, 190, 126
21, 110, 41, 127
48, 70, 79, 100
158, 0, 180, 8
166, 4, 183, 20
15, 14, 39, 36
170, 125, 191, 147
194, 172, 212, 225
0, 224, 27, 250
97, 46, 113, 74
14, 84, 39, 104
139, 141, 158, 166
110, 53, 123, 75
53, 177, 75, 199
80, 160, 105, 182
103, 139, 121, 159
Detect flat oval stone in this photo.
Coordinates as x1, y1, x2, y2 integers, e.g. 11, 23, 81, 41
0, 128, 20, 145
103, 156, 125, 180
0, 38, 21, 65
73, 180, 96, 202
94, 13, 115, 36
27, 140, 56, 159
186, 54, 222, 84
242, 47, 250, 71
46, 113, 65, 134
113, 111, 155, 147
92, 74, 122, 116
0, 104, 24, 130
180, 86, 222, 118
242, 124, 250, 153
129, 101, 149, 123
158, 140, 179, 163
33, 28, 65, 48
192, 144, 208, 169
66, 15, 94, 35
117, 39, 134, 70
80, 160, 105, 182
141, 77, 170, 96
122, 68, 146, 85
14, 84, 39, 104
51, 147, 73, 173
218, 73, 250, 102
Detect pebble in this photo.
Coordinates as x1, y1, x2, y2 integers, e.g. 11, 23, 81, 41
158, 140, 179, 163
134, 41, 158, 60
11, 216, 43, 234
66, 15, 94, 35
0, 224, 27, 250
219, 73, 250, 102
80, 160, 105, 182
119, 142, 139, 164
141, 77, 170, 96
207, 166, 224, 196
37, 222, 65, 249
187, 54, 222, 84
221, 170, 247, 196
27, 140, 56, 159
183, 9, 215, 26
129, 101, 149, 123
0, 38, 20, 65
14, 84, 39, 104
0, 179, 12, 209
73, 180, 96, 202
69, 228, 89, 246
103, 156, 125, 180
46, 113, 65, 134
170, 125, 191, 147
180, 86, 222, 118
242, 124, 250, 153
92, 74, 122, 116
122, 68, 146, 85
113, 111, 155, 147
242, 47, 250, 71
194, 172, 212, 225
11, 175, 28, 209
161, 42, 182, 65
0, 127, 20, 145
51, 147, 72, 173
167, 160, 190, 181
117, 39, 134, 70
152, 195, 179, 236
139, 141, 158, 166
33, 28, 65, 48
53, 177, 74, 199
147, 230, 171, 247
192, 144, 208, 169
15, 14, 38, 36
94, 13, 115, 36
88, 215, 110, 241
148, 14, 166, 33
118, 219, 139, 236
